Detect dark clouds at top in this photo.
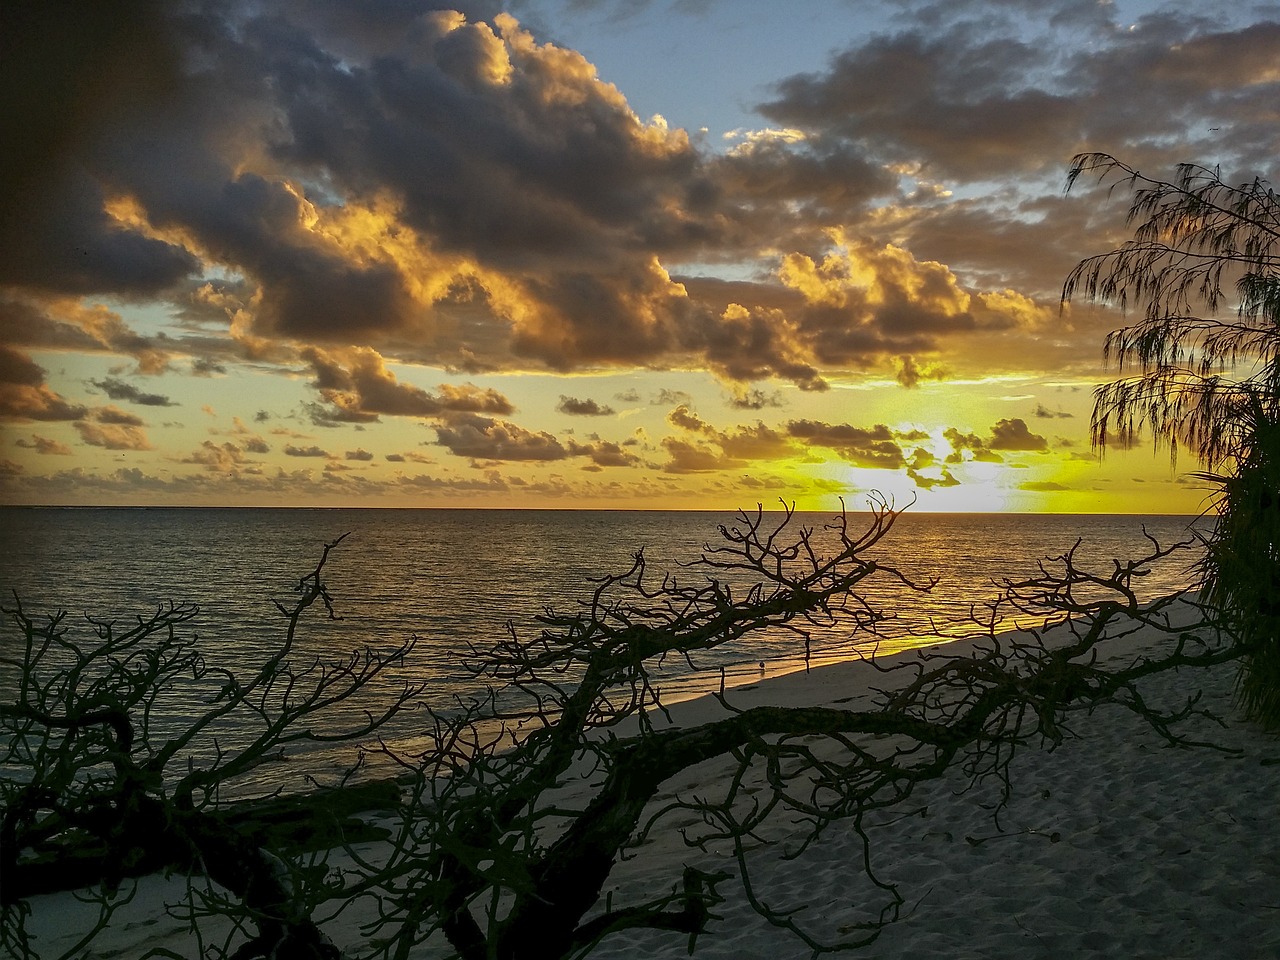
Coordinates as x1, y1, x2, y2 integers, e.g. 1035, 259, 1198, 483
761, 11, 1280, 185
2, 0, 1277, 413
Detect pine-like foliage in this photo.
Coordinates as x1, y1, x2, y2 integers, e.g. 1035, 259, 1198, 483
1065, 152, 1280, 728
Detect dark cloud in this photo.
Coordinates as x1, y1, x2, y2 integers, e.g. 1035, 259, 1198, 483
74, 407, 152, 450
566, 438, 639, 467
1033, 403, 1073, 419
786, 420, 908, 469
13, 434, 72, 455
759, 12, 1280, 187
0, 0, 198, 295
943, 417, 1048, 463
346, 448, 375, 461
90, 377, 176, 407
94, 406, 145, 427
895, 355, 948, 389
434, 414, 568, 461
728, 387, 784, 410
714, 135, 896, 229
191, 357, 228, 376
661, 437, 743, 473
303, 346, 514, 423
989, 417, 1049, 451
284, 444, 331, 458
944, 427, 1003, 463
182, 440, 255, 473
1020, 479, 1069, 492
904, 446, 959, 489
660, 404, 800, 472
652, 388, 692, 405
761, 27, 1076, 181
557, 396, 616, 416
1, 295, 172, 374
0, 346, 89, 421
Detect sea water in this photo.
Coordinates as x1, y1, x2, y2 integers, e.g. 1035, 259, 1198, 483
0, 507, 1209, 792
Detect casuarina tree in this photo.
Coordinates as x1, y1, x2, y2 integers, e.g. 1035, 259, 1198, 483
1064, 151, 1280, 728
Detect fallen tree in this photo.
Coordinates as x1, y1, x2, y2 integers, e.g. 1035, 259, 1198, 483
0, 499, 1240, 959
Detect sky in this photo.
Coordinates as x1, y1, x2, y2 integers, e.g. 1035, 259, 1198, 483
2, 0, 1278, 513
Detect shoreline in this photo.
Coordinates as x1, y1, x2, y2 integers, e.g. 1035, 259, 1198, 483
16, 614, 1280, 959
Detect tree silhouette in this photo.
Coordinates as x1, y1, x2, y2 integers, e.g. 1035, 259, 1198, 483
0, 536, 420, 959
0, 503, 1241, 958
1064, 152, 1280, 728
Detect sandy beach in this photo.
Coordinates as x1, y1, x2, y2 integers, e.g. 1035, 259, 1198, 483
17, 619, 1280, 960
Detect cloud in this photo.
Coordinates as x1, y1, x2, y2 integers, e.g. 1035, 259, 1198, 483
1033, 403, 1074, 419
14, 434, 72, 455
756, 8, 1280, 194
557, 396, 616, 416
567, 438, 640, 467
181, 440, 255, 473
660, 404, 801, 472
661, 437, 744, 473
302, 346, 514, 424
895, 354, 948, 389
989, 417, 1049, 451
0, 345, 90, 421
652, 388, 692, 405
74, 408, 152, 450
284, 444, 331, 458
728, 387, 784, 410
90, 377, 176, 406
944, 417, 1049, 463
1020, 480, 1069, 492
786, 419, 908, 469
225, 417, 270, 454
346, 448, 375, 462
434, 414, 568, 462
905, 446, 960, 489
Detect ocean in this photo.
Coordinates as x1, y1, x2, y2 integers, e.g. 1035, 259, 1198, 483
0, 507, 1210, 792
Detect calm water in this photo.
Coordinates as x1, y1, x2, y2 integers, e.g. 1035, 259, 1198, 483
0, 508, 1209, 791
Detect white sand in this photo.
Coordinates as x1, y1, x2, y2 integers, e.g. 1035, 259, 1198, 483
18, 620, 1280, 960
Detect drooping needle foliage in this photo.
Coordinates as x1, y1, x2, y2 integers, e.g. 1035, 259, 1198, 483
1064, 151, 1280, 728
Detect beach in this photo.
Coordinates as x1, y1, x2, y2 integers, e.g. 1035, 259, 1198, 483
17, 618, 1280, 960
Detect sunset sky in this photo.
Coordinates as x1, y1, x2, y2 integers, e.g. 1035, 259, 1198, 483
3, 0, 1277, 512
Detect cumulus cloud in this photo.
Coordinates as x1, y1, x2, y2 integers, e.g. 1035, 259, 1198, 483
728, 387, 784, 410
660, 404, 801, 472
284, 444, 331, 458
14, 434, 72, 455
74, 407, 152, 450
905, 446, 960, 489
989, 417, 1049, 451
567, 438, 639, 468
5, 0, 1277, 509
557, 396, 616, 416
945, 417, 1049, 463
786, 419, 909, 469
0, 346, 88, 421
759, 12, 1280, 184
434, 414, 568, 462
90, 377, 176, 406
3, 1, 1052, 395
182, 440, 255, 473
303, 346, 514, 424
